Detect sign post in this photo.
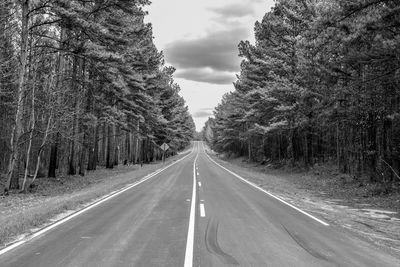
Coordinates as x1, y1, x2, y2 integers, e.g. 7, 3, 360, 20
160, 143, 169, 164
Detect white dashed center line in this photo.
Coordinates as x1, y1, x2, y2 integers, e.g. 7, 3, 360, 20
198, 182, 201, 187
200, 203, 206, 217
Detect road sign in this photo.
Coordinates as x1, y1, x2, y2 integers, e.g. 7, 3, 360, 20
160, 143, 169, 151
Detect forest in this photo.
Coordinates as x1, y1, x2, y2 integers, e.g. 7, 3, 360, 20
204, 0, 400, 187
0, 0, 195, 194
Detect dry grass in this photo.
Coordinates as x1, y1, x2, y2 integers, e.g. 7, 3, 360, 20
219, 156, 400, 214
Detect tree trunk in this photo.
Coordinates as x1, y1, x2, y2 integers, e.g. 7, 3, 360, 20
114, 125, 119, 166
46, 25, 66, 179
248, 140, 251, 162
87, 126, 95, 171
5, 0, 30, 193
93, 124, 99, 169
21, 65, 37, 192
125, 131, 130, 165
79, 139, 86, 176
102, 121, 107, 165
287, 126, 295, 166
87, 123, 98, 171
79, 121, 86, 176
106, 123, 114, 168
31, 112, 52, 185
135, 122, 140, 164
68, 57, 80, 175
48, 132, 59, 178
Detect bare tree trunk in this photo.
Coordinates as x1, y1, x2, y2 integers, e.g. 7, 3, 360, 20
336, 121, 340, 168
78, 59, 87, 176
106, 123, 114, 168
132, 134, 136, 162
48, 132, 59, 178
87, 123, 98, 171
248, 140, 251, 162
68, 57, 80, 175
287, 126, 295, 166
303, 131, 309, 168
93, 124, 99, 169
102, 121, 107, 165
21, 64, 37, 192
5, 0, 30, 193
125, 131, 130, 165
48, 27, 66, 178
78, 138, 86, 176
31, 112, 52, 186
114, 125, 119, 166
87, 126, 94, 171
135, 121, 139, 164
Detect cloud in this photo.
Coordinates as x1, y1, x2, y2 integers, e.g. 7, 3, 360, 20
199, 108, 214, 112
164, 27, 249, 84
175, 68, 235, 85
193, 109, 214, 118
208, 3, 254, 18
165, 28, 247, 72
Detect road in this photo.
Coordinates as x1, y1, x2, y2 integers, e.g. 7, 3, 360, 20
1, 141, 399, 266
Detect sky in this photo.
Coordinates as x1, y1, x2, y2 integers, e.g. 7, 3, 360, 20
145, 0, 275, 131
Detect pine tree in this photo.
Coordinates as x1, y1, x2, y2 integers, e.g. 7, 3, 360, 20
207, 0, 400, 185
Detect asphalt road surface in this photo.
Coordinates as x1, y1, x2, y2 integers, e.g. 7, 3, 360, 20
1, 141, 399, 266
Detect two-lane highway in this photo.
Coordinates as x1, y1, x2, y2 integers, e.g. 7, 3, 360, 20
193, 143, 400, 266
0, 143, 199, 267
1, 141, 399, 266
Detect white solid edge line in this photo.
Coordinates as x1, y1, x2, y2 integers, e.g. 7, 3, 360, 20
200, 203, 206, 218
184, 142, 199, 267
202, 143, 329, 226
0, 146, 196, 257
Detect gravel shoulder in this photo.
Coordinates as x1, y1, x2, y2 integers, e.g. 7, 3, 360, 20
206, 149, 400, 254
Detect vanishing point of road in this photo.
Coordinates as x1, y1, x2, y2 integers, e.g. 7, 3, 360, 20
1, 142, 399, 266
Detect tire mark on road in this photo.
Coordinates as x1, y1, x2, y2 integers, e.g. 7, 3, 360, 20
205, 218, 239, 265
281, 224, 335, 264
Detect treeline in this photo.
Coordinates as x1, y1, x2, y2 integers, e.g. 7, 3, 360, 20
0, 0, 195, 193
204, 0, 400, 184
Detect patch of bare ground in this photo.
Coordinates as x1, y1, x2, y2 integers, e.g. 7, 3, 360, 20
207, 149, 400, 254
0, 149, 191, 247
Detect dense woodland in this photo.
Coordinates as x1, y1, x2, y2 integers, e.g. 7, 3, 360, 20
204, 0, 400, 186
0, 0, 195, 193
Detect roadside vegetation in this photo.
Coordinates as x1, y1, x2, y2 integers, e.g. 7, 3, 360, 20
204, 0, 400, 195
0, 0, 195, 195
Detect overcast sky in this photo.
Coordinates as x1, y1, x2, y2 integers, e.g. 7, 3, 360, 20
146, 0, 274, 131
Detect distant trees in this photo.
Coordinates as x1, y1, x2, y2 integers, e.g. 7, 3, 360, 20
0, 0, 194, 194
206, 0, 400, 185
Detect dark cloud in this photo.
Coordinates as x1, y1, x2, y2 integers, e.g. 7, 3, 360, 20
208, 4, 254, 18
165, 28, 247, 72
175, 68, 235, 85
193, 110, 214, 118
164, 27, 248, 84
